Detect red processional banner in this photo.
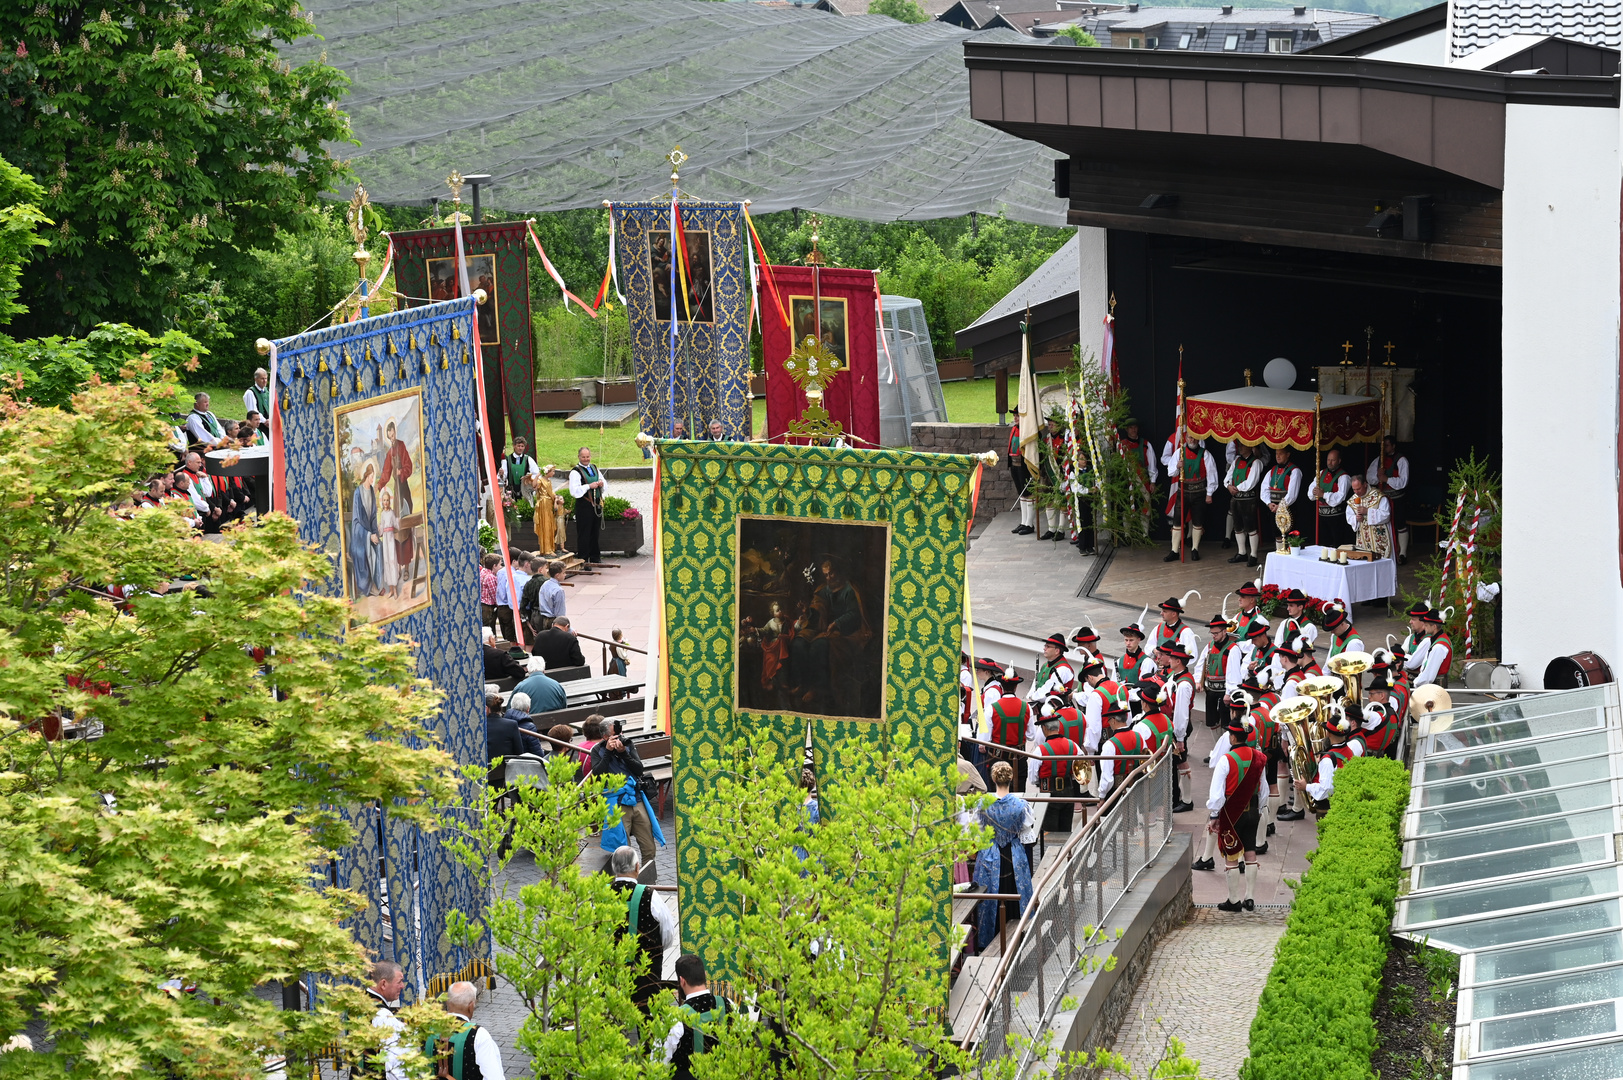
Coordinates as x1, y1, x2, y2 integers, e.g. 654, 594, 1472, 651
761, 266, 880, 446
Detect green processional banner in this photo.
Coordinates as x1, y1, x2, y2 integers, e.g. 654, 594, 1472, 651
659, 440, 983, 978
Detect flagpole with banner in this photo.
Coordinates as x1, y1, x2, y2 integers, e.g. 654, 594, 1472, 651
1016, 305, 1040, 475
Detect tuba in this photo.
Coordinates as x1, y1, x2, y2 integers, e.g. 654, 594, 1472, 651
1271, 698, 1327, 816
1299, 675, 1344, 758
1328, 650, 1373, 714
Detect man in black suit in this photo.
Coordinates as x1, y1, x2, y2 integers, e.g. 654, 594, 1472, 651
531, 616, 587, 671
486, 693, 530, 764
483, 628, 528, 682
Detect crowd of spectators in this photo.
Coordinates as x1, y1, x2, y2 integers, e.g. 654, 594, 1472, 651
125, 379, 272, 534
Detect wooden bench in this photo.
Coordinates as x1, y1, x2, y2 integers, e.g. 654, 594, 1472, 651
527, 696, 645, 731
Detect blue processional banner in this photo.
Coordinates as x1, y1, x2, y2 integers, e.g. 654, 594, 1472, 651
273, 297, 486, 1002
616, 202, 752, 440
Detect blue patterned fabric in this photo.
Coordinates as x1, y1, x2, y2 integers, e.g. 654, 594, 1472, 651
973, 794, 1032, 949
616, 202, 751, 440
275, 298, 487, 1002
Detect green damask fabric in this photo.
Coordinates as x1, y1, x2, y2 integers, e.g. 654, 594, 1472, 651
660, 440, 981, 978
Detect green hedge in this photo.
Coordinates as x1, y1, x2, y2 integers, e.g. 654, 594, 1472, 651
1241, 756, 1411, 1080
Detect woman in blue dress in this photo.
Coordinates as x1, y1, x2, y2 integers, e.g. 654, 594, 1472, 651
974, 760, 1035, 952
349, 463, 383, 597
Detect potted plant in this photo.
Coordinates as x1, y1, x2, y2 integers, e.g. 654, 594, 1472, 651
563, 494, 645, 556
1285, 530, 1306, 554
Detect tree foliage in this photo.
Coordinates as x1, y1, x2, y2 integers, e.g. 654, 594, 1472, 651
0, 0, 352, 337
1055, 25, 1101, 46
869, 0, 929, 23
443, 756, 668, 1080
0, 374, 457, 1077
0, 157, 50, 326
1402, 451, 1501, 655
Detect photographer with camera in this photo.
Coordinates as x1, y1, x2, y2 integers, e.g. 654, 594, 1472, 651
590, 720, 660, 868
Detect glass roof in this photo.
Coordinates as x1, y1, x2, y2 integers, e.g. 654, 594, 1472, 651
1395, 683, 1623, 1079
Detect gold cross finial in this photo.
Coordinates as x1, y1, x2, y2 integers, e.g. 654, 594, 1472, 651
667, 146, 688, 184
783, 334, 848, 439
1383, 340, 1396, 365
1341, 339, 1353, 365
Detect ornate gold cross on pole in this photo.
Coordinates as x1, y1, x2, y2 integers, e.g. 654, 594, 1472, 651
445, 170, 471, 224
783, 334, 848, 440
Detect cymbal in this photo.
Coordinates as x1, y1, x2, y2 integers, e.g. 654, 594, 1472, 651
1409, 683, 1454, 727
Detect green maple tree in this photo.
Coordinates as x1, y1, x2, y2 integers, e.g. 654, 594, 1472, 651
0, 371, 457, 1078
0, 0, 351, 336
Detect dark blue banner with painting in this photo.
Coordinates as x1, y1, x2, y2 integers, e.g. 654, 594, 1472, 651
272, 297, 487, 1002
614, 201, 752, 440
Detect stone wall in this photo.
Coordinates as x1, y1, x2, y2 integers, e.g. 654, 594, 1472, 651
910, 422, 1013, 532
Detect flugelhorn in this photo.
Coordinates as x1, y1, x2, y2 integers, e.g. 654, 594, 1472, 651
1328, 650, 1374, 713
1271, 697, 1328, 815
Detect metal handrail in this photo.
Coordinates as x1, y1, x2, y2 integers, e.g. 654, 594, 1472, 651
954, 738, 1175, 1054
576, 630, 646, 676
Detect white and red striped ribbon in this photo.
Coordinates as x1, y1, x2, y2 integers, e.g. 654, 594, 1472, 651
525, 219, 598, 317
1461, 498, 1484, 657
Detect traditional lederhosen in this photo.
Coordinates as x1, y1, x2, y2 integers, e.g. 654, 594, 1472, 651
1215, 745, 1268, 857
1261, 464, 1297, 550
1170, 447, 1207, 530
1229, 457, 1260, 536
1313, 466, 1348, 547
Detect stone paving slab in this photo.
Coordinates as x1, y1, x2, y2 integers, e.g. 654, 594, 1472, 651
1108, 907, 1289, 1080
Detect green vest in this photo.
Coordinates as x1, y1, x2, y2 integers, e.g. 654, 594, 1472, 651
423, 1020, 477, 1079
678, 997, 731, 1055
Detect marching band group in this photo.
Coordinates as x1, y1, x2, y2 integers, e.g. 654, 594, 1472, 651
960, 585, 1457, 913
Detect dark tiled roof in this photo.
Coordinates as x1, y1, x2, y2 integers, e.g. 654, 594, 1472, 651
1450, 0, 1621, 57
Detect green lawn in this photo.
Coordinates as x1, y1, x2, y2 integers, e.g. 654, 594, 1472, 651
185, 372, 1065, 469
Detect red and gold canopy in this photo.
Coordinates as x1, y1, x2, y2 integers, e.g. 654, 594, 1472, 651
1185, 386, 1382, 451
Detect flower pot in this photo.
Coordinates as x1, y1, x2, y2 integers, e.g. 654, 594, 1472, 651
506, 517, 539, 552
565, 514, 645, 557
534, 387, 584, 416
595, 379, 638, 405
936, 358, 974, 383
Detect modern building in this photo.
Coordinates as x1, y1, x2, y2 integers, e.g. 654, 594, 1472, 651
1052, 4, 1383, 52
963, 0, 1622, 686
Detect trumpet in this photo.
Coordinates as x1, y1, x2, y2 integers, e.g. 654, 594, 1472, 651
1271, 697, 1327, 816
1328, 650, 1374, 713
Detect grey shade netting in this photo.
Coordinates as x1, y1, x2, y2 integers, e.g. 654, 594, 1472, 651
284, 0, 1065, 224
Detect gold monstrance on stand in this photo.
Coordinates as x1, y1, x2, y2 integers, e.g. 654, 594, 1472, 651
783, 333, 847, 440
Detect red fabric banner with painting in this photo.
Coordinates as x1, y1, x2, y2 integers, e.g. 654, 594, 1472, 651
761, 267, 880, 446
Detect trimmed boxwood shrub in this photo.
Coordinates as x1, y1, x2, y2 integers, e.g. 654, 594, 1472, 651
1240, 756, 1411, 1080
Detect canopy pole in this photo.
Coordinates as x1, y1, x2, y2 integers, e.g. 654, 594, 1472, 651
1313, 392, 1323, 548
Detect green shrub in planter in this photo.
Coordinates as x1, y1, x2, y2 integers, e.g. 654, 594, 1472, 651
1241, 756, 1410, 1080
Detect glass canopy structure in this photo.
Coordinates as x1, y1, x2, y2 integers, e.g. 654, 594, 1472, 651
1397, 684, 1623, 1079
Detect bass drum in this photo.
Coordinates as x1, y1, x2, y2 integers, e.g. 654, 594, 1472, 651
1544, 652, 1614, 690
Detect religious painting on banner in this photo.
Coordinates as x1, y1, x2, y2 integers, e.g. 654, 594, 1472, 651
389, 222, 534, 452
737, 517, 887, 720
615, 202, 750, 439
334, 389, 432, 624
427, 254, 499, 345
762, 267, 880, 446
650, 229, 715, 323
274, 296, 488, 1002
661, 440, 983, 983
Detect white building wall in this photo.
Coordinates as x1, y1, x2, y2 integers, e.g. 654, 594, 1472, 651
1076, 226, 1109, 363
1501, 103, 1621, 685
1360, 28, 1446, 65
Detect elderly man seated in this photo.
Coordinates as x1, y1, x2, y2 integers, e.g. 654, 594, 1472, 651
483, 627, 528, 682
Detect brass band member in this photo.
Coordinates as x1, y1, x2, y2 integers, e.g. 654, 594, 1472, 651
1259, 446, 1302, 553
1366, 434, 1411, 564
1207, 705, 1268, 912
1297, 702, 1364, 809
1226, 443, 1264, 567
1308, 447, 1351, 548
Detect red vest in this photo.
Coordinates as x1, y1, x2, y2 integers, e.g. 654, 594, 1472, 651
1222, 745, 1267, 805
1053, 706, 1084, 747
1430, 633, 1454, 678
1322, 743, 1359, 771
1154, 621, 1186, 652
1037, 736, 1080, 787
1105, 729, 1151, 763
1136, 709, 1173, 750
1359, 708, 1398, 755
990, 696, 1028, 747
1250, 705, 1277, 749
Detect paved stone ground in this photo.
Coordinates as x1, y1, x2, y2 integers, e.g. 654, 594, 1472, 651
470, 797, 680, 1077
1108, 907, 1290, 1080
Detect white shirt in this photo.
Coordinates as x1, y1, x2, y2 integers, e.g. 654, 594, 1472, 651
243, 385, 270, 418
465, 1023, 506, 1080
568, 462, 606, 500
1306, 744, 1363, 801
1367, 454, 1409, 492
1227, 457, 1263, 494
615, 875, 677, 952
1027, 661, 1076, 706
1417, 635, 1452, 686
978, 681, 1004, 740
1168, 673, 1194, 741
1311, 470, 1351, 508
1074, 683, 1105, 752
1207, 747, 1266, 814
1098, 735, 1143, 797
1274, 616, 1318, 650
1261, 464, 1301, 507
1345, 492, 1391, 530
1402, 632, 1431, 672
1196, 638, 1247, 692
499, 454, 539, 490
185, 410, 223, 445
367, 992, 406, 1080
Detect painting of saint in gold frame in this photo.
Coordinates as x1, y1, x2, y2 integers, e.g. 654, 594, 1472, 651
736, 516, 889, 722
649, 229, 715, 323
426, 254, 499, 345
334, 388, 432, 625
790, 296, 849, 365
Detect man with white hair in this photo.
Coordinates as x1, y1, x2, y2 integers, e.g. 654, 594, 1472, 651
482, 627, 526, 682
610, 844, 676, 1005
244, 368, 271, 421
427, 981, 505, 1080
